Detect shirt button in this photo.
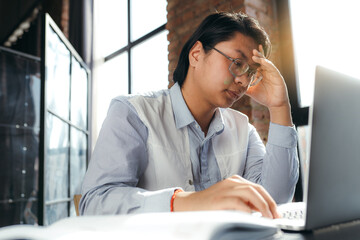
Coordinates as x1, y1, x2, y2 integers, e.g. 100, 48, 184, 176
188, 180, 193, 185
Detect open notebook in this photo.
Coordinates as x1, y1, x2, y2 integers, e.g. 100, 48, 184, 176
0, 211, 281, 240
274, 66, 360, 231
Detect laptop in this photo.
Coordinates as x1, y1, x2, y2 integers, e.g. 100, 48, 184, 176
274, 66, 360, 231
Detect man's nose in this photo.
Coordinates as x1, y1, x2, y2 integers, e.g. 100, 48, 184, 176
234, 74, 250, 87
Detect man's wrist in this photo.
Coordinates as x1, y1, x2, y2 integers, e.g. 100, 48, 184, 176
173, 191, 195, 212
170, 189, 184, 212
269, 103, 293, 126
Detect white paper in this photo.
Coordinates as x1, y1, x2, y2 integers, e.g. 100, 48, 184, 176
0, 211, 281, 240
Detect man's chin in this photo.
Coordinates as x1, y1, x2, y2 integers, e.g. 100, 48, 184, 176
219, 99, 237, 109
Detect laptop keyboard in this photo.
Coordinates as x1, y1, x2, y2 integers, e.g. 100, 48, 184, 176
251, 202, 306, 222
273, 202, 306, 230
281, 208, 304, 220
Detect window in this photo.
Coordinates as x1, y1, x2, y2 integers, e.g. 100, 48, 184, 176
0, 46, 41, 226
289, 0, 360, 107
93, 0, 168, 139
43, 14, 90, 225
0, 14, 90, 226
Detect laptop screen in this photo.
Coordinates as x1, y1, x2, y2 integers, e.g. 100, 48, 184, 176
304, 66, 360, 229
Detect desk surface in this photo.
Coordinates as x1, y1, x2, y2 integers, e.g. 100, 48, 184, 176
1, 212, 359, 240
281, 220, 360, 240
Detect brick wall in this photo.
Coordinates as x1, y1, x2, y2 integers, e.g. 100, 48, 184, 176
166, 0, 281, 143
60, 0, 69, 38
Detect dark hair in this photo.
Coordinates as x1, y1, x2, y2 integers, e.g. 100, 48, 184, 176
173, 12, 271, 87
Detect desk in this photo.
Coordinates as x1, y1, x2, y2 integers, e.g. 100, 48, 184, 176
1, 213, 359, 240
282, 220, 360, 240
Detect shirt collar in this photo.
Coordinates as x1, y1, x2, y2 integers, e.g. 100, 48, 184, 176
169, 82, 225, 134
209, 108, 225, 135
170, 82, 196, 129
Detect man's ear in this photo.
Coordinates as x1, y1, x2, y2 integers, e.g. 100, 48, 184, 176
189, 41, 203, 67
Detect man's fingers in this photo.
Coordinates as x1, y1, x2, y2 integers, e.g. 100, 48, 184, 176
193, 176, 280, 219
225, 176, 279, 218
234, 186, 274, 218
253, 47, 265, 59
259, 44, 265, 56
251, 184, 280, 218
252, 55, 272, 68
220, 197, 252, 213
219, 184, 273, 218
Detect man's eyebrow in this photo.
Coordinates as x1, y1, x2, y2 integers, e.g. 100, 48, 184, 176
235, 49, 260, 69
235, 49, 247, 60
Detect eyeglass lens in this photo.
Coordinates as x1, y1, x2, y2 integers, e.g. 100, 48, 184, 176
229, 61, 263, 86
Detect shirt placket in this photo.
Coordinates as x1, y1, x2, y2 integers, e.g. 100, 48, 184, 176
200, 140, 211, 189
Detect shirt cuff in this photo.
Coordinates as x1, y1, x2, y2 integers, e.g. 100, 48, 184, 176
267, 122, 298, 148
142, 187, 183, 213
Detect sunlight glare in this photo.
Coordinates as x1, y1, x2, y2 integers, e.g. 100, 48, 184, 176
290, 0, 360, 107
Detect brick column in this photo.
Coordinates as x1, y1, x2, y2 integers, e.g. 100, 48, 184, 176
61, 0, 69, 38
166, 0, 281, 143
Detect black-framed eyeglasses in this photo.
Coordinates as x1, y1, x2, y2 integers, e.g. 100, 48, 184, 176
211, 47, 263, 86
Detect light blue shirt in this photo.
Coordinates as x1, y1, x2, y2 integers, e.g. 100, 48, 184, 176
80, 83, 299, 215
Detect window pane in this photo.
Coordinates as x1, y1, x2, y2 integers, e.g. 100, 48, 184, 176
95, 53, 128, 136
0, 126, 39, 198
131, 31, 169, 94
0, 200, 37, 226
0, 45, 40, 227
45, 202, 68, 225
46, 26, 71, 119
94, 0, 128, 57
45, 113, 69, 202
29, 74, 41, 131
0, 51, 41, 129
71, 57, 88, 130
290, 0, 360, 107
69, 127, 87, 217
70, 127, 87, 197
0, 126, 39, 226
131, 0, 167, 41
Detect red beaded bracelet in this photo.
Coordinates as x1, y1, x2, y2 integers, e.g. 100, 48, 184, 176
170, 189, 183, 212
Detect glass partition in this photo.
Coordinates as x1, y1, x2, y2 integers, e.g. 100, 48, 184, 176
0, 13, 90, 227
42, 14, 90, 225
70, 56, 88, 130
0, 47, 41, 227
46, 27, 71, 120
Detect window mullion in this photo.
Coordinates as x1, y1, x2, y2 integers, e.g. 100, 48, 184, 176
127, 0, 131, 94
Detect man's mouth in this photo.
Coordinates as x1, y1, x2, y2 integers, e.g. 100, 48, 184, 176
226, 89, 242, 100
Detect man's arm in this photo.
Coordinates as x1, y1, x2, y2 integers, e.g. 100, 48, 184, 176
243, 122, 299, 203
244, 46, 299, 203
79, 98, 178, 215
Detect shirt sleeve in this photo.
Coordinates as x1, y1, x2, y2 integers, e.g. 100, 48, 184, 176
79, 98, 180, 215
244, 122, 299, 204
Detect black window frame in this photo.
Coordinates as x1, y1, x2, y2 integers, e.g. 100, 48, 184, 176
276, 0, 309, 127
276, 0, 310, 202
101, 0, 166, 94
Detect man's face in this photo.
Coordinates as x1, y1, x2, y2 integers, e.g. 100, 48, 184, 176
194, 32, 259, 109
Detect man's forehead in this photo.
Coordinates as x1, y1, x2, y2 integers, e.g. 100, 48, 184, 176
235, 49, 248, 60
234, 48, 260, 68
